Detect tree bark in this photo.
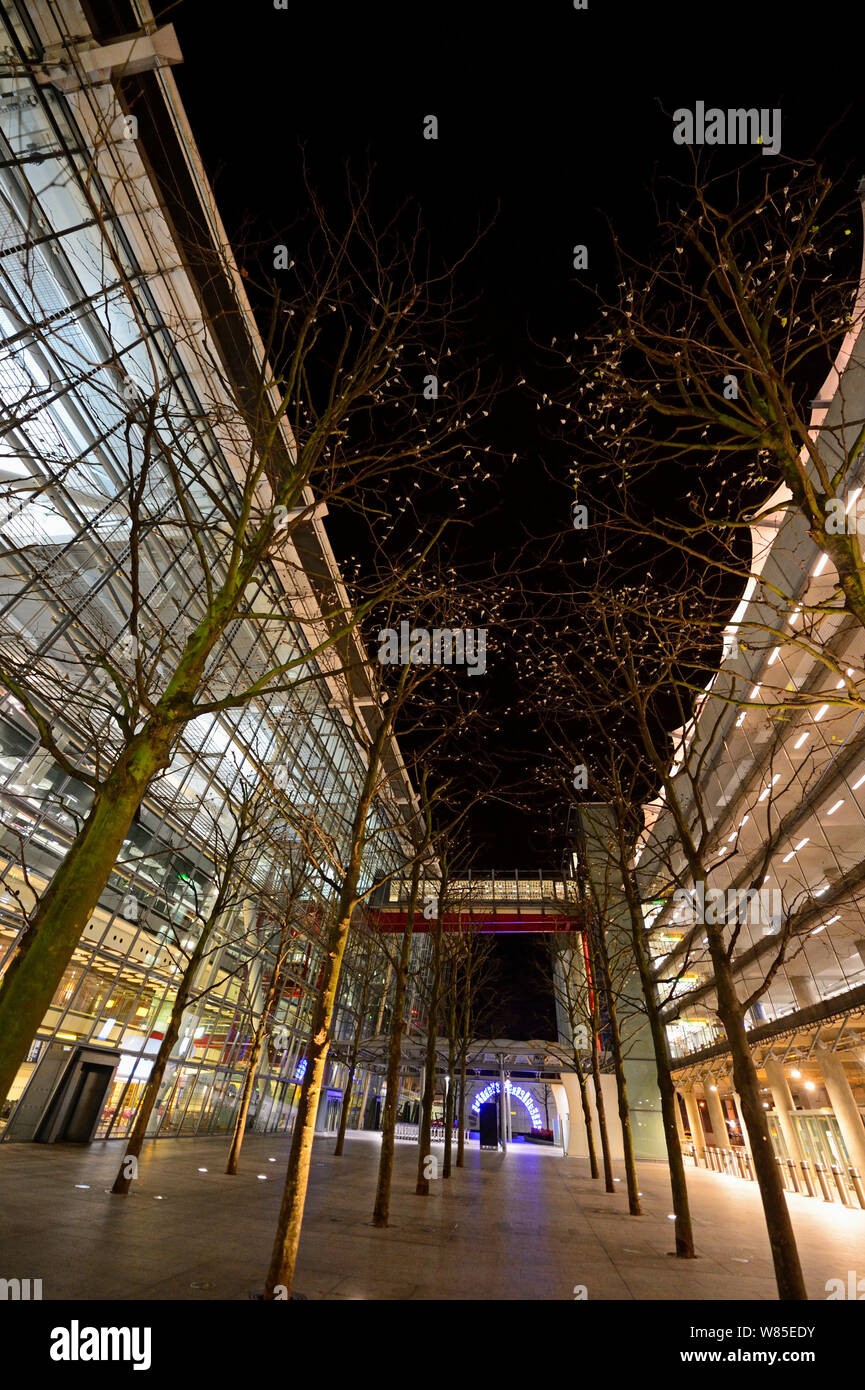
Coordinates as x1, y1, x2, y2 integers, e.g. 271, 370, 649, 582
355, 963, 392, 1135
111, 885, 226, 1194
442, 959, 457, 1178
334, 958, 372, 1157
263, 903, 353, 1298
442, 1027, 456, 1179
592, 920, 641, 1216
574, 1059, 600, 1179
621, 862, 695, 1256
712, 943, 807, 1300
587, 945, 615, 1193
416, 911, 444, 1196
333, 1055, 357, 1158
264, 712, 394, 1298
225, 1025, 266, 1175
227, 912, 291, 1175
456, 1049, 468, 1167
0, 736, 173, 1108
372, 861, 420, 1227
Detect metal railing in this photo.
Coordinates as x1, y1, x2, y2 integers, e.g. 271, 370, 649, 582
697, 1143, 865, 1208
393, 1122, 473, 1143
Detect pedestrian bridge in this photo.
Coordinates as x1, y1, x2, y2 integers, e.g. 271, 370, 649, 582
370, 871, 582, 932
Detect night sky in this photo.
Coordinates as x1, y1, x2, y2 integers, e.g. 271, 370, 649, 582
161, 1, 863, 1034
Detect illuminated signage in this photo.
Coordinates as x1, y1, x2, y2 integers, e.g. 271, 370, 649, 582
471, 1080, 542, 1129
293, 1058, 308, 1083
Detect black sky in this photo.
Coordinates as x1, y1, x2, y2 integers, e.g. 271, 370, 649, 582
161, 2, 864, 1032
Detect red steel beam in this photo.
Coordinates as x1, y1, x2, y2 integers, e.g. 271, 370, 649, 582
370, 910, 582, 934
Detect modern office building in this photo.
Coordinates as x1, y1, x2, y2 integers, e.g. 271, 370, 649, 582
633, 202, 865, 1203
0, 0, 429, 1145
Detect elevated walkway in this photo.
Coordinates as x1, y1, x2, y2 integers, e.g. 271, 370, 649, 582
370, 870, 583, 932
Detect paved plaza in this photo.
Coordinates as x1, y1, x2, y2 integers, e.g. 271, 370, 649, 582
0, 1132, 861, 1300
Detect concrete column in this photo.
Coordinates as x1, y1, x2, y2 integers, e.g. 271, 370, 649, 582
499, 1056, 507, 1153
790, 975, 819, 1009
417, 1065, 426, 1166
682, 1088, 706, 1164
815, 1047, 865, 1176
577, 804, 666, 1160
705, 1081, 731, 1148
763, 1056, 805, 1165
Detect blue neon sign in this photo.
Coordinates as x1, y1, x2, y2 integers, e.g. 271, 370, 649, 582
471, 1080, 542, 1129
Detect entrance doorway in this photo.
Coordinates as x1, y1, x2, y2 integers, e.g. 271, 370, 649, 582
33, 1047, 120, 1144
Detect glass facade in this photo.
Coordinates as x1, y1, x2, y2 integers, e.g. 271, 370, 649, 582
0, 1, 425, 1142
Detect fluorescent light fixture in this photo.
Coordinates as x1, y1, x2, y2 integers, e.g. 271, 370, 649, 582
782, 850, 795, 862
794, 732, 810, 749
814, 884, 830, 896
813, 553, 829, 576
758, 774, 781, 802
795, 838, 809, 851
736, 711, 746, 727
749, 684, 761, 699
826, 800, 845, 815
814, 704, 828, 721
768, 646, 780, 665
826, 914, 841, 925
788, 607, 801, 626
739, 815, 749, 827
852, 772, 865, 790
845, 486, 863, 514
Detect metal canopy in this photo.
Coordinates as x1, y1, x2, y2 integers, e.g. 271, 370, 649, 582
330, 1035, 568, 1078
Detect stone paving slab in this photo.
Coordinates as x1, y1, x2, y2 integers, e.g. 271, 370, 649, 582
0, 1129, 862, 1300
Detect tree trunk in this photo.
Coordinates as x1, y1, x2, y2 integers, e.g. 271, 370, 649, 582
622, 866, 695, 1256
593, 922, 641, 1216
263, 906, 353, 1299
574, 1060, 600, 1179
587, 948, 615, 1193
333, 1055, 357, 1157
264, 710, 395, 1298
111, 912, 215, 1195
227, 922, 288, 1175
226, 1025, 266, 1175
442, 1051, 455, 1179
356, 963, 392, 1134
372, 864, 420, 1227
416, 914, 444, 1196
334, 961, 372, 1157
712, 944, 807, 1300
456, 1050, 467, 1167
0, 740, 172, 1109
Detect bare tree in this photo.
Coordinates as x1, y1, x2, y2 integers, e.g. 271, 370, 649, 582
543, 933, 599, 1180
332, 909, 385, 1158
0, 150, 491, 1109
226, 841, 323, 1175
